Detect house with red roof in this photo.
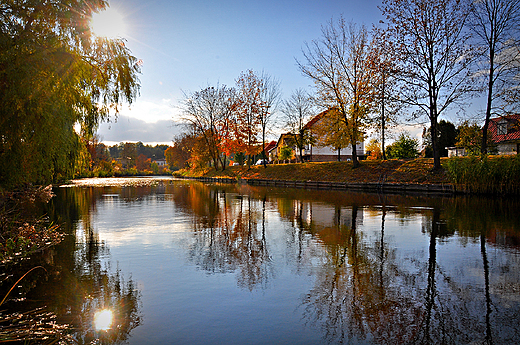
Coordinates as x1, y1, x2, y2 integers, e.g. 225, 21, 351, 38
273, 108, 365, 162
263, 140, 277, 162
447, 114, 520, 157
301, 108, 364, 162
488, 114, 520, 155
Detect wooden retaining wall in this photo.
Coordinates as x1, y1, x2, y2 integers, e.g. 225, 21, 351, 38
175, 176, 456, 196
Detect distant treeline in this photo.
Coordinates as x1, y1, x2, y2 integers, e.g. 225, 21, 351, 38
83, 141, 172, 178
107, 142, 169, 160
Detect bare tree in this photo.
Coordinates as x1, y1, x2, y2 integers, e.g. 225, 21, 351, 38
281, 88, 316, 163
258, 71, 281, 168
180, 84, 236, 171
380, 0, 473, 170
370, 27, 402, 160
298, 19, 376, 167
235, 70, 263, 167
468, 0, 520, 154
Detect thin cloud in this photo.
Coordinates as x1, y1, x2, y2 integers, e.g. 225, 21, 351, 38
97, 115, 183, 144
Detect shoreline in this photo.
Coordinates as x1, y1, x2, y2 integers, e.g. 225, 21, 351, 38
174, 175, 457, 196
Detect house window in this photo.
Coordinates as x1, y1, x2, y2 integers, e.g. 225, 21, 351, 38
497, 121, 507, 135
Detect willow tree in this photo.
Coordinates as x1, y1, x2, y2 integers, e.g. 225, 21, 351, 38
298, 19, 376, 167
0, 0, 141, 188
381, 0, 472, 170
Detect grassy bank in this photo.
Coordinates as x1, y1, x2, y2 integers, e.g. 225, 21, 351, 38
176, 158, 450, 185
176, 156, 520, 195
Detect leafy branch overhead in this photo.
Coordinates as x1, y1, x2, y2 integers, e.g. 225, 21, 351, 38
0, 0, 141, 188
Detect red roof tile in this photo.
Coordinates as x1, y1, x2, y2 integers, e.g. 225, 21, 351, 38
264, 140, 277, 152
303, 108, 337, 130
488, 114, 520, 143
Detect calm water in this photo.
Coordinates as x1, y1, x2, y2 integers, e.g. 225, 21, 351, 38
2, 177, 520, 344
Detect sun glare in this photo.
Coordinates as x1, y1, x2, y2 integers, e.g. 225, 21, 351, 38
90, 7, 127, 38
93, 309, 114, 331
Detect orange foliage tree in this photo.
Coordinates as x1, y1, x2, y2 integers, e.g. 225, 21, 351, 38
181, 85, 236, 171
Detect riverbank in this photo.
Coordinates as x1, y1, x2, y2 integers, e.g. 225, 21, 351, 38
177, 158, 450, 184
174, 156, 520, 196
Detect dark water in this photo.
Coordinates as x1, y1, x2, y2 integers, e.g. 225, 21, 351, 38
2, 177, 520, 344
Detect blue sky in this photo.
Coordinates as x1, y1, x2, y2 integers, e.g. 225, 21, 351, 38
96, 0, 386, 145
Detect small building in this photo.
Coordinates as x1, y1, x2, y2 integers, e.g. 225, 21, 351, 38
301, 109, 364, 162
446, 147, 466, 158
153, 159, 167, 167
488, 114, 520, 155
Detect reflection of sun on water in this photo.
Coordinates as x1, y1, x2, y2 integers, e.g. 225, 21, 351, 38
90, 7, 127, 38
94, 309, 113, 331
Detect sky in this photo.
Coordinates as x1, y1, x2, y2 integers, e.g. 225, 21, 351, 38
95, 0, 474, 147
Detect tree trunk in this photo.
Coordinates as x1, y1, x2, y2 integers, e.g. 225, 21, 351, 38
382, 74, 387, 160
482, 47, 495, 155
352, 143, 359, 167
431, 117, 441, 170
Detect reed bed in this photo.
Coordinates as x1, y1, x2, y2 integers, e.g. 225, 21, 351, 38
445, 155, 520, 195
0, 307, 73, 344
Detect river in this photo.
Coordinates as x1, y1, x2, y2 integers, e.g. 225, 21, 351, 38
1, 177, 519, 344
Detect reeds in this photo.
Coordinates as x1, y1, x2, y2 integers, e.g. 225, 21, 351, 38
0, 308, 73, 344
445, 155, 520, 195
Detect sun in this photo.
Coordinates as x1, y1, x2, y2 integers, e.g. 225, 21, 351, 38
90, 7, 128, 39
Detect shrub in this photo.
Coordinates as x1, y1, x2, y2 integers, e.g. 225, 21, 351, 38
386, 134, 419, 159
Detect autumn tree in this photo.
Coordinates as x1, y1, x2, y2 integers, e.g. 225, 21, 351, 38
136, 154, 151, 171
380, 0, 473, 170
365, 139, 383, 160
281, 88, 316, 163
234, 70, 263, 167
456, 120, 496, 155
0, 0, 141, 188
181, 84, 236, 171
166, 133, 198, 170
298, 19, 376, 167
468, 0, 520, 154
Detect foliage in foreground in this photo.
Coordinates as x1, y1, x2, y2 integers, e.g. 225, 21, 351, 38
0, 186, 62, 264
445, 155, 520, 195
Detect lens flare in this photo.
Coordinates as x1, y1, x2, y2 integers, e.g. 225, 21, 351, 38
93, 309, 113, 331
90, 7, 127, 38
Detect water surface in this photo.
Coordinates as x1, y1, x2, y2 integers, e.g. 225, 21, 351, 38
2, 177, 519, 344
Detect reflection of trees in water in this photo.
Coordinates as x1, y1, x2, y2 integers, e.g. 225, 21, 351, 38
48, 181, 520, 344
2, 187, 144, 344
298, 204, 421, 344
290, 200, 520, 345
184, 186, 273, 291
62, 224, 142, 344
